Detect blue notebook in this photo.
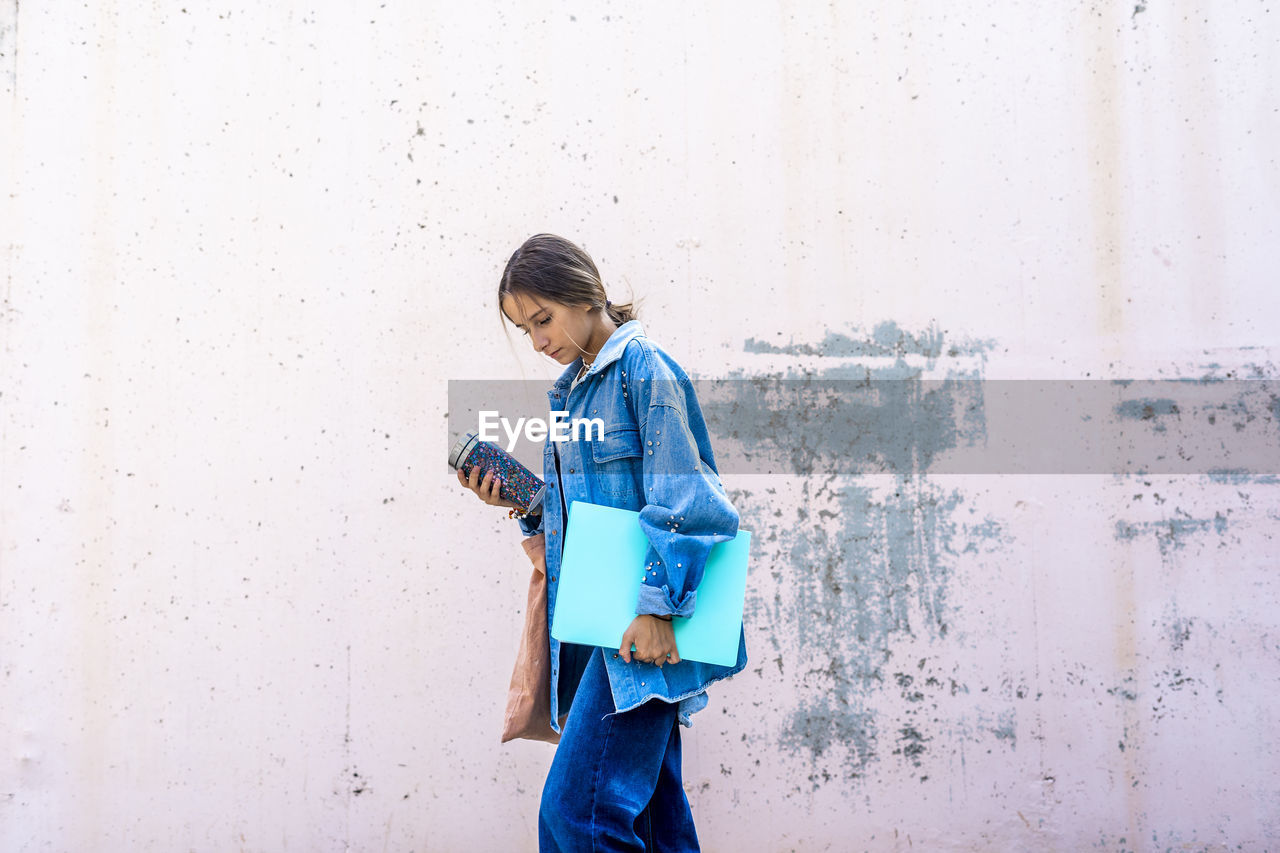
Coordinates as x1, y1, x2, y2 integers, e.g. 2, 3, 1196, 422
550, 500, 750, 666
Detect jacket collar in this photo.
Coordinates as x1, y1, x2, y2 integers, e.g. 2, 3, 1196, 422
551, 320, 645, 391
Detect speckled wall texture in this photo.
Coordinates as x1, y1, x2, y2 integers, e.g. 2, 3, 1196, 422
2, 3, 1278, 852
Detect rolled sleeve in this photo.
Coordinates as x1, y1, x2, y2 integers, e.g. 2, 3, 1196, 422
515, 490, 545, 537
516, 510, 544, 537
629, 365, 739, 619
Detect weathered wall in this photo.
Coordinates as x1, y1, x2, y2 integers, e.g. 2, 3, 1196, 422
2, 3, 1278, 851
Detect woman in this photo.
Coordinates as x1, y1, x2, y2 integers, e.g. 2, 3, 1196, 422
457, 233, 747, 851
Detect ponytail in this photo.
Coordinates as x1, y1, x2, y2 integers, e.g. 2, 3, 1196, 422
604, 298, 638, 326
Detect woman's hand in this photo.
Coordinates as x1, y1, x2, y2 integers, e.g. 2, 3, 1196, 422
619, 615, 681, 668
456, 466, 519, 510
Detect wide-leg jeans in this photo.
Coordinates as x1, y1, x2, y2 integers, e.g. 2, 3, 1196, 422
538, 646, 701, 852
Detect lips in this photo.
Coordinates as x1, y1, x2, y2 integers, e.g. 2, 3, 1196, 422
548, 349, 561, 359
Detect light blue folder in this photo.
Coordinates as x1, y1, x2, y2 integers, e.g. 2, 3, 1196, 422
551, 500, 750, 667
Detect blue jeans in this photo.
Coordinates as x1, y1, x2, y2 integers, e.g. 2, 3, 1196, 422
539, 646, 701, 852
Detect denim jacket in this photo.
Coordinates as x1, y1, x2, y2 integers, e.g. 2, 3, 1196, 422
516, 320, 748, 732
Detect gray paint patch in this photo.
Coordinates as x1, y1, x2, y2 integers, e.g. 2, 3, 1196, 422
1205, 469, 1280, 485
744, 319, 997, 362
0, 1, 15, 96
1113, 511, 1229, 556
704, 376, 987, 476
728, 323, 1015, 787
1167, 617, 1193, 653
715, 322, 992, 478
991, 708, 1017, 748
741, 478, 1008, 786
1114, 397, 1180, 422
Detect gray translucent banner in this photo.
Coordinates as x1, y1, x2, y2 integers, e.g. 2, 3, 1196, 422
447, 379, 1280, 476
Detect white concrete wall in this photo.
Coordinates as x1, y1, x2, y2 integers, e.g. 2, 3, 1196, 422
2, 2, 1278, 851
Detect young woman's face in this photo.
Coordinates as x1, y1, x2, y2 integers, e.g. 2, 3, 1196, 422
501, 291, 596, 365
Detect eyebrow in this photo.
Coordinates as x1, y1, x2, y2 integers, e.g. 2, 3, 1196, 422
513, 307, 549, 330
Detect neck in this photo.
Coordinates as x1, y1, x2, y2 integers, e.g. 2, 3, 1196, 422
580, 317, 619, 367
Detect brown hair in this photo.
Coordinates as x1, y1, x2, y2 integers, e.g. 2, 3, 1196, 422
497, 234, 637, 329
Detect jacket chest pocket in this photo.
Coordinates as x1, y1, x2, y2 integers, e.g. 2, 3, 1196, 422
589, 425, 643, 497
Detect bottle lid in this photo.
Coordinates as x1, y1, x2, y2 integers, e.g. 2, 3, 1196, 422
448, 432, 481, 469
528, 484, 547, 514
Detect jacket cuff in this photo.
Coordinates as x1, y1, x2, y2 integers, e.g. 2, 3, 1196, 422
516, 508, 543, 537
635, 582, 697, 618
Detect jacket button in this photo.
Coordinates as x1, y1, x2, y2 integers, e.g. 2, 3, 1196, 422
612, 653, 618, 658
569, 468, 574, 474
550, 576, 556, 582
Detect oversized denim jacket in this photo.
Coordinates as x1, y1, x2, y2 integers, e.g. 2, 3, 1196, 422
516, 320, 748, 732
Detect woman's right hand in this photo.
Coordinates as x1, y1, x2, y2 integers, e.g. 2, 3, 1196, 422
456, 466, 519, 510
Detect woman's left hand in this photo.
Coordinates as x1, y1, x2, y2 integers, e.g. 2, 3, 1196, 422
619, 616, 681, 667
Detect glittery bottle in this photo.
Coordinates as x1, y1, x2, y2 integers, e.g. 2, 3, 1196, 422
449, 431, 546, 514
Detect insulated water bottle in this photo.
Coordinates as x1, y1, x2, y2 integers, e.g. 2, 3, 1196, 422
449, 431, 546, 514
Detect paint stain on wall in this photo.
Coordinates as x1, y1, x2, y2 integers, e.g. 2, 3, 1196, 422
719, 322, 1010, 788
735, 476, 1008, 787
743, 320, 997, 362
0, 1, 16, 94
1113, 511, 1229, 556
